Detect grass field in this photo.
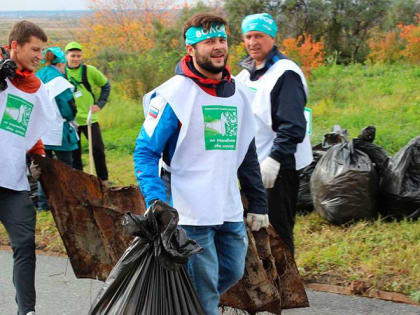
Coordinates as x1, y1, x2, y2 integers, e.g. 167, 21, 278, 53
0, 63, 419, 301
0, 17, 82, 47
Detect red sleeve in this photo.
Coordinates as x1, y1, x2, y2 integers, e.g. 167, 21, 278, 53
27, 139, 45, 156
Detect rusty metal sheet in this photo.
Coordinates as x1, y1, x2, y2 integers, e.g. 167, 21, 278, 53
220, 228, 282, 314
33, 155, 146, 280
267, 226, 309, 310
220, 227, 309, 313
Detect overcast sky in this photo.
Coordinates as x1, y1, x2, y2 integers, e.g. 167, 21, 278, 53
0, 0, 89, 11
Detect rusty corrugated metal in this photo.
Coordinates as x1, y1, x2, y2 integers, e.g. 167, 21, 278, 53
33, 155, 146, 280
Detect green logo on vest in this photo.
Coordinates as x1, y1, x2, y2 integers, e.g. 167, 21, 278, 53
202, 105, 238, 150
0, 94, 34, 137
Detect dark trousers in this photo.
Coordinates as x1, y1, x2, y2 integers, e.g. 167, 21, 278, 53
37, 150, 73, 210
267, 169, 300, 256
0, 187, 36, 314
72, 122, 108, 180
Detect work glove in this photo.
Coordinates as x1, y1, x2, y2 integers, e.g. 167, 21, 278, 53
246, 213, 269, 232
260, 156, 280, 189
29, 160, 41, 181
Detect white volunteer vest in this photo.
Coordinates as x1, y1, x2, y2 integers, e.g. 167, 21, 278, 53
236, 59, 313, 170
42, 76, 74, 146
144, 75, 256, 225
0, 78, 56, 191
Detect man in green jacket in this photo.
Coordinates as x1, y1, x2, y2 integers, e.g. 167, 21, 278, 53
65, 41, 111, 183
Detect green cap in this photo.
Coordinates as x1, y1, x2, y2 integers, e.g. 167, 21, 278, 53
65, 41, 82, 52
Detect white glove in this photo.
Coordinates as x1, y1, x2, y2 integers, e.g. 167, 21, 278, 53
29, 161, 41, 181
246, 213, 269, 231
260, 156, 280, 189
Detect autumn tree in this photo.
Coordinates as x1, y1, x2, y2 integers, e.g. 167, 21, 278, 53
224, 0, 419, 63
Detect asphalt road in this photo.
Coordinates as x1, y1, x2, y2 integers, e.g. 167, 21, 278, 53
0, 250, 419, 315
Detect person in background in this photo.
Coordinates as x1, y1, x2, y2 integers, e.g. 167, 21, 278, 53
64, 41, 111, 185
236, 13, 313, 256
35, 46, 78, 210
133, 13, 269, 315
0, 20, 56, 315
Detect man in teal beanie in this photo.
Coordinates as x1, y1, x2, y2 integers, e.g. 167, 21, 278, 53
236, 13, 313, 256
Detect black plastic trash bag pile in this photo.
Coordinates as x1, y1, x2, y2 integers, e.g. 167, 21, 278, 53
296, 125, 348, 213
89, 200, 205, 315
379, 136, 420, 220
302, 124, 419, 223
311, 137, 379, 225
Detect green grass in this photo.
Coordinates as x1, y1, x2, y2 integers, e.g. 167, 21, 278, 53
77, 94, 143, 185
295, 212, 419, 296
1, 63, 420, 300
308, 63, 420, 154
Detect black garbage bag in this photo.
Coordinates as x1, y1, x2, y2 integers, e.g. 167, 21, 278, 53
296, 151, 325, 213
357, 125, 376, 143
89, 200, 205, 315
312, 124, 348, 151
353, 140, 389, 175
378, 136, 420, 220
353, 126, 390, 175
297, 125, 348, 213
311, 140, 379, 225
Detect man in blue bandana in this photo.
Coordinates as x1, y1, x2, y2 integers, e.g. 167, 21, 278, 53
134, 13, 269, 315
236, 13, 313, 257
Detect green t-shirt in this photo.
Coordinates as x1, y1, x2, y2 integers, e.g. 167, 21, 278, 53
65, 64, 108, 126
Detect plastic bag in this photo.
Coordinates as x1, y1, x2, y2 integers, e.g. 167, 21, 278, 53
311, 140, 378, 225
379, 136, 420, 220
89, 200, 205, 315
297, 125, 348, 213
296, 151, 324, 213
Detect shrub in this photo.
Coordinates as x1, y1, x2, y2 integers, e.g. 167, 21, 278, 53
367, 30, 404, 64
281, 33, 325, 77
399, 13, 420, 63
228, 42, 246, 75
367, 14, 420, 64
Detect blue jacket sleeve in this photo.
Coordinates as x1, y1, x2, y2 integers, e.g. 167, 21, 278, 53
269, 70, 307, 170
238, 139, 268, 215
133, 98, 179, 207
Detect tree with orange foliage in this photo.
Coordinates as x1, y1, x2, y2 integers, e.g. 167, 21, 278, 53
281, 33, 325, 77
367, 30, 403, 64
79, 0, 178, 58
367, 13, 420, 64
398, 13, 420, 63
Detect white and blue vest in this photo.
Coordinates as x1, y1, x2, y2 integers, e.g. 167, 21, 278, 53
143, 75, 256, 225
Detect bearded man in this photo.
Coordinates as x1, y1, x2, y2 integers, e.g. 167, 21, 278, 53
133, 13, 269, 315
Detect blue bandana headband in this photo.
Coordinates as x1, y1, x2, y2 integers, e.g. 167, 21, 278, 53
185, 23, 227, 45
42, 46, 66, 64
241, 13, 278, 38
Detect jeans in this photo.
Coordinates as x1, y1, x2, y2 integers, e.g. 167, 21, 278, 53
37, 150, 73, 211
0, 187, 36, 315
181, 222, 248, 315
